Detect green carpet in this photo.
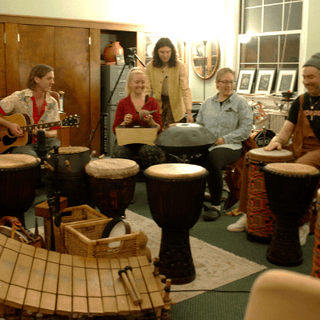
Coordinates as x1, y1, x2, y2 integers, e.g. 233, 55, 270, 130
24, 181, 316, 320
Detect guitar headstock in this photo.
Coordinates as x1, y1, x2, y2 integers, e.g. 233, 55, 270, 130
62, 115, 80, 127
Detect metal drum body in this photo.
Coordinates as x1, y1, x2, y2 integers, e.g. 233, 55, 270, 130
46, 146, 92, 207
0, 154, 39, 226
144, 163, 208, 285
263, 163, 319, 266
247, 148, 293, 242
85, 158, 139, 219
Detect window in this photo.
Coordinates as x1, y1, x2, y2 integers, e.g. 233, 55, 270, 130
239, 0, 302, 78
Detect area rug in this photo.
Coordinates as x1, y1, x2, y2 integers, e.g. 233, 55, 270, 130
125, 209, 267, 304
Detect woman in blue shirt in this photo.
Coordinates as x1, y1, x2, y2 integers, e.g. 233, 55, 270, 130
195, 67, 253, 221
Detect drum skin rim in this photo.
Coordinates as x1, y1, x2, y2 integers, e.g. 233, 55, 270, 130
263, 162, 320, 177
101, 217, 131, 238
0, 154, 39, 169
248, 148, 293, 163
144, 163, 208, 180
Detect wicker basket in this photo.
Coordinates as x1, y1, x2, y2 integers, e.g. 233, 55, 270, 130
53, 204, 106, 253
64, 218, 150, 259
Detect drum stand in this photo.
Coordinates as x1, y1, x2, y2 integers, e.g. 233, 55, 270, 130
46, 146, 61, 251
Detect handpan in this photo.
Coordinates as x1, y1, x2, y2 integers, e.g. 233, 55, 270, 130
246, 148, 293, 242
85, 158, 139, 218
263, 162, 319, 266
144, 163, 208, 284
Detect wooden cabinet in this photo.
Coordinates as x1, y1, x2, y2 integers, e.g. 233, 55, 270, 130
0, 15, 148, 154
0, 19, 100, 153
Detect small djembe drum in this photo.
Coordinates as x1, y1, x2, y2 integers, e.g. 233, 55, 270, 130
144, 163, 208, 284
263, 163, 319, 266
0, 154, 40, 226
85, 158, 139, 218
246, 148, 294, 242
311, 189, 320, 277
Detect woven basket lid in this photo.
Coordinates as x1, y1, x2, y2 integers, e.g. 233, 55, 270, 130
85, 158, 139, 179
0, 154, 39, 169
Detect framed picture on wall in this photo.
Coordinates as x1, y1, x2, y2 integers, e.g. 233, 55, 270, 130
236, 69, 256, 94
255, 69, 276, 94
275, 69, 297, 94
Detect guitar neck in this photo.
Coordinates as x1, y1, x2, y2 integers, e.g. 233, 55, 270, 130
21, 120, 62, 133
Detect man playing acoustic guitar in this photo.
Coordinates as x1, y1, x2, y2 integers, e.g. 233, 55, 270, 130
0, 64, 61, 157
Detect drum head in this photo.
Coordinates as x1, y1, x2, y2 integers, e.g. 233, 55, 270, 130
264, 163, 320, 177
0, 226, 28, 242
101, 217, 131, 248
248, 148, 293, 163
52, 146, 90, 154
144, 163, 208, 180
0, 154, 39, 169
85, 158, 140, 179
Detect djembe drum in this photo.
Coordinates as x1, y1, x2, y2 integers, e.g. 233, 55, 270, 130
144, 163, 208, 284
0, 154, 40, 226
263, 163, 319, 266
46, 146, 92, 207
85, 158, 140, 218
247, 148, 294, 242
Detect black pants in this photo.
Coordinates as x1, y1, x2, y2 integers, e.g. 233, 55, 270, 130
193, 147, 242, 205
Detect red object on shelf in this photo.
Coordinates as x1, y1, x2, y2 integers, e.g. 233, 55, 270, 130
103, 41, 124, 65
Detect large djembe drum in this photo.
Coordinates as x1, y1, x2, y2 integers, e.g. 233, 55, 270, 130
247, 148, 294, 242
0, 154, 40, 226
85, 158, 139, 218
263, 163, 319, 266
144, 163, 208, 284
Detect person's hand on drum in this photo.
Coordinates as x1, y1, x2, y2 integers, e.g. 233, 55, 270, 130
123, 113, 133, 125
264, 138, 283, 151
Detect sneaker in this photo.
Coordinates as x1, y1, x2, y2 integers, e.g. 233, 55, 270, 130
299, 223, 310, 246
227, 214, 247, 232
203, 207, 221, 221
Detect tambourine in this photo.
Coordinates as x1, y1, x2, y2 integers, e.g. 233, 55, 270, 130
102, 217, 131, 248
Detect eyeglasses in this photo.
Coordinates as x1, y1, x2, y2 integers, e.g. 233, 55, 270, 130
219, 80, 236, 85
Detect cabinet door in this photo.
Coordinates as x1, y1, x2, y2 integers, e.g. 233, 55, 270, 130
18, 24, 55, 90
0, 23, 5, 98
54, 27, 90, 147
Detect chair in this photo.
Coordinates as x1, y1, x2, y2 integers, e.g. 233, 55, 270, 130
244, 269, 320, 320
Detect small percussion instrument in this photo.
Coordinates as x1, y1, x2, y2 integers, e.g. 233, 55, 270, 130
85, 158, 139, 218
246, 148, 294, 242
45, 146, 92, 207
144, 163, 208, 284
0, 154, 40, 226
311, 189, 320, 278
263, 163, 319, 266
250, 128, 275, 147
0, 234, 171, 318
115, 125, 158, 146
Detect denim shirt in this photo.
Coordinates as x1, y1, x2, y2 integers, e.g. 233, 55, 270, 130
196, 92, 253, 151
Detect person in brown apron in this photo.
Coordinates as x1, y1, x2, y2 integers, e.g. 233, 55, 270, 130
228, 52, 320, 246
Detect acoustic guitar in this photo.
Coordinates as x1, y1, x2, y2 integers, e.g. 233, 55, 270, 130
0, 113, 80, 153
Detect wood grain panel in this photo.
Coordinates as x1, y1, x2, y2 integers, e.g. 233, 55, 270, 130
18, 24, 55, 90
0, 23, 6, 98
55, 27, 90, 147
4, 23, 19, 95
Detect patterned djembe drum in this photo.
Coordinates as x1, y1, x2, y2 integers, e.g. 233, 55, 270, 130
246, 148, 294, 242
144, 163, 208, 285
263, 163, 319, 266
311, 189, 320, 277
